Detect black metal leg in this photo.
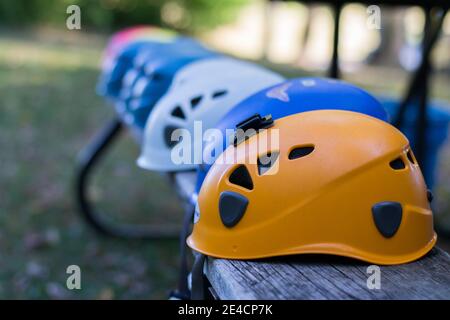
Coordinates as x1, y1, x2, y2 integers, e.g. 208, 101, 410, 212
329, 2, 342, 79
393, 8, 446, 168
75, 117, 179, 239
190, 253, 207, 300
393, 9, 432, 129
170, 202, 195, 300
415, 58, 430, 170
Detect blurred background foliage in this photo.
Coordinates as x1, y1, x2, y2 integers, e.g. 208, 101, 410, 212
0, 0, 251, 33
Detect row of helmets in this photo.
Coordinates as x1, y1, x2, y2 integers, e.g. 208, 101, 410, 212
98, 26, 436, 265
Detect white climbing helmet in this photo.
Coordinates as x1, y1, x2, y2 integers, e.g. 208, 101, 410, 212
137, 57, 284, 172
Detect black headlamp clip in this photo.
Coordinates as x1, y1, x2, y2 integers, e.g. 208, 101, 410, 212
233, 113, 274, 147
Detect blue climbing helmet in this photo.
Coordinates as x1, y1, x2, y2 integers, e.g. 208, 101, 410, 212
194, 77, 389, 200
115, 48, 218, 131
99, 26, 179, 94
97, 36, 213, 100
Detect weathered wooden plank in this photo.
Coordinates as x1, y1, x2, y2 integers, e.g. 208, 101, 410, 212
206, 247, 450, 300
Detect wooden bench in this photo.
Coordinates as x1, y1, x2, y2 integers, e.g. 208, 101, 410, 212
174, 173, 450, 300
205, 248, 450, 300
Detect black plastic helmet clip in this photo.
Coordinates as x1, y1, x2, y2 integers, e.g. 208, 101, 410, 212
233, 114, 274, 147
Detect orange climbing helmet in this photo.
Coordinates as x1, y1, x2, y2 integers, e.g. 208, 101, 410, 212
187, 110, 436, 265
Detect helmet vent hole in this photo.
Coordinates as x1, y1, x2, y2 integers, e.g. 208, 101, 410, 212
152, 72, 163, 81
171, 106, 186, 119
212, 90, 228, 99
390, 157, 405, 170
407, 150, 416, 164
229, 165, 253, 190
190, 96, 203, 109
257, 151, 279, 175
288, 146, 314, 160
163, 125, 180, 148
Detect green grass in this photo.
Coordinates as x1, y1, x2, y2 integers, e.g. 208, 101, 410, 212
0, 29, 183, 299
0, 27, 450, 299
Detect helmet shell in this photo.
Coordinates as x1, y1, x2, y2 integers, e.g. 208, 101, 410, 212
188, 110, 436, 265
98, 29, 211, 99
137, 57, 284, 172
101, 26, 179, 72
194, 78, 389, 197
116, 48, 216, 130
